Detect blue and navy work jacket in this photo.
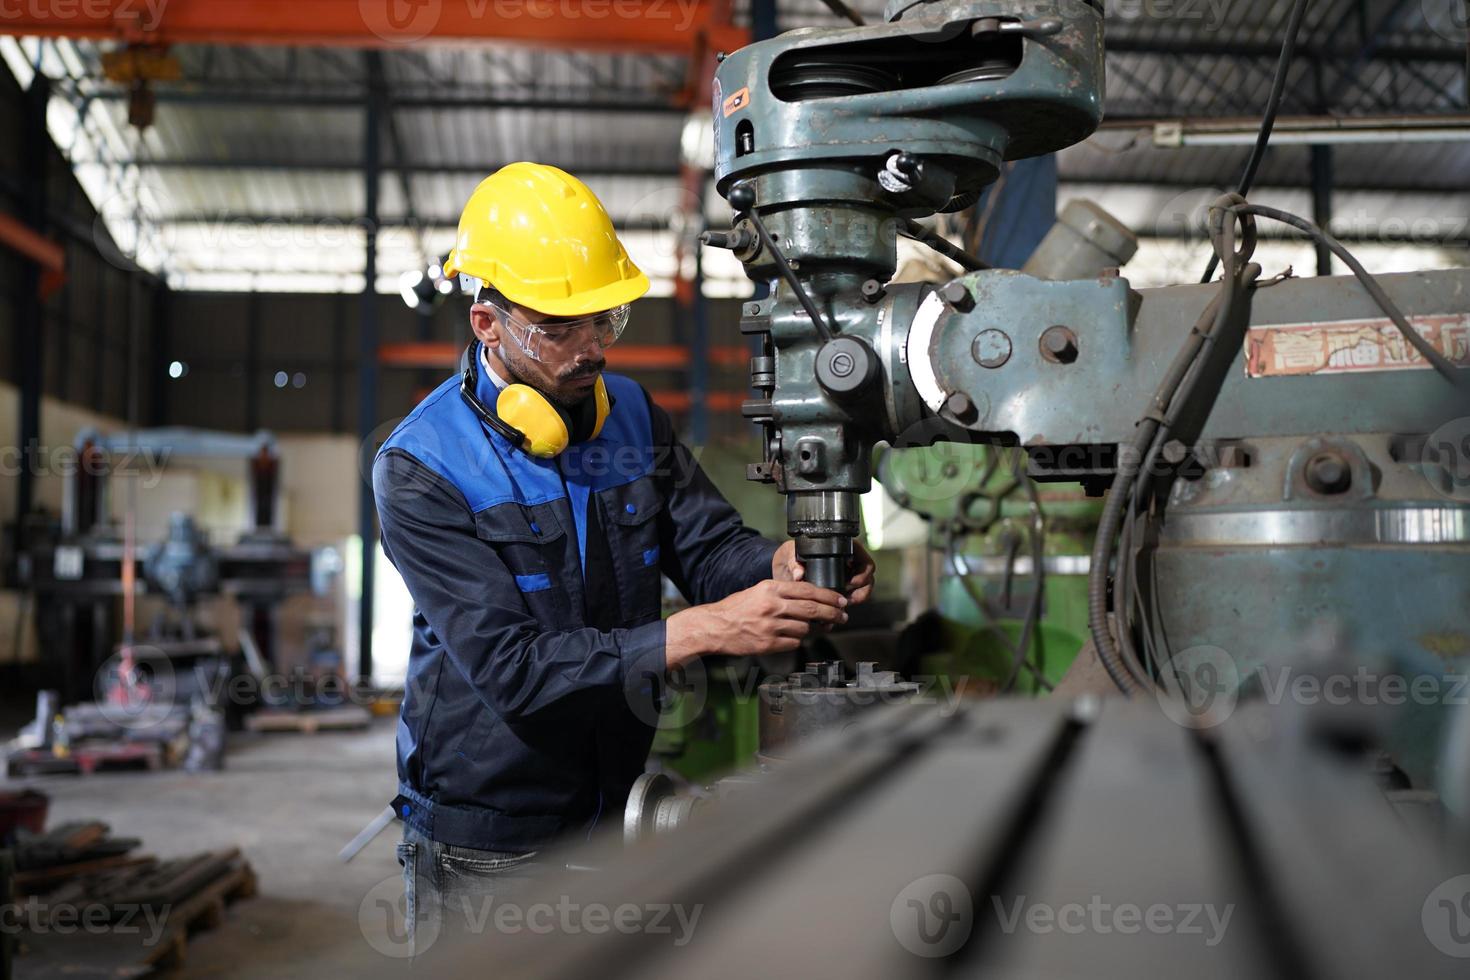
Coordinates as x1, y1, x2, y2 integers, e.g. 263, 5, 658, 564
373, 343, 778, 851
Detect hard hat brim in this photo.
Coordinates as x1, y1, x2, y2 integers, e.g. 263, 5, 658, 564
450, 259, 651, 318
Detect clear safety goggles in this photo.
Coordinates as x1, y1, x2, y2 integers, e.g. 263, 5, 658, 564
488, 302, 630, 364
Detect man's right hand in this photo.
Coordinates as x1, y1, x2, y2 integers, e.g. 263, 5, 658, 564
664, 580, 848, 670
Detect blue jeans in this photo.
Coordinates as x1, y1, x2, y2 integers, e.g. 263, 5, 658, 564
397, 824, 540, 961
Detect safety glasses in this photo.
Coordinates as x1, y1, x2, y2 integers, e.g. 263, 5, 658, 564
488, 302, 630, 364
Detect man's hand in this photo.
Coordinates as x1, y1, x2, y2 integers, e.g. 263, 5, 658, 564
771, 539, 876, 606
664, 580, 848, 670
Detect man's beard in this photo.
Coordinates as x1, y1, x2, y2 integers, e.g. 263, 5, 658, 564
501, 348, 603, 409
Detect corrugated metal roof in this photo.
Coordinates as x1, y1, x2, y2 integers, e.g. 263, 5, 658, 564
5, 0, 1464, 291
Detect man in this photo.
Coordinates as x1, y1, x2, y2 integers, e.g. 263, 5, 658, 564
373, 163, 874, 952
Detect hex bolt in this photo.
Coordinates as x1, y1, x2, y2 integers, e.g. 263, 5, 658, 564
945, 392, 979, 424
1039, 325, 1079, 364
1305, 452, 1352, 494
939, 281, 974, 312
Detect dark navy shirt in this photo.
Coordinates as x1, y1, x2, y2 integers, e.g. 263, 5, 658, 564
373, 345, 778, 850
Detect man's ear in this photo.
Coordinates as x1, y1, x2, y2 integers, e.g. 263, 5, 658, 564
469, 305, 501, 348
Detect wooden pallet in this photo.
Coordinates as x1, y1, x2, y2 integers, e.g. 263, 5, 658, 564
245, 704, 372, 733
16, 855, 257, 980
144, 860, 258, 973
14, 855, 155, 895
5, 742, 168, 778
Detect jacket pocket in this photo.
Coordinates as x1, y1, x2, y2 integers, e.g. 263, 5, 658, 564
438, 846, 539, 875
474, 503, 573, 622
447, 702, 503, 765
599, 477, 665, 625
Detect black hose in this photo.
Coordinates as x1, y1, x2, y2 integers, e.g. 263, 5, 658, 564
1001, 462, 1048, 693
1200, 0, 1312, 283
946, 533, 1052, 691
900, 218, 990, 273
739, 206, 835, 342
1087, 244, 1242, 695
817, 0, 866, 25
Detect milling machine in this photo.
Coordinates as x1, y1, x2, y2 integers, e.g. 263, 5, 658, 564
696, 0, 1469, 794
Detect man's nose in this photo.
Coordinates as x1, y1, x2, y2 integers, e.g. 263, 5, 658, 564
571, 328, 606, 359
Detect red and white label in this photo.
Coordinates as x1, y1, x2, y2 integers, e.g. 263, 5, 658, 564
1245, 312, 1470, 378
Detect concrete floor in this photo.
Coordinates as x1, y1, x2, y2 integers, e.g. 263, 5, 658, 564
4, 718, 405, 977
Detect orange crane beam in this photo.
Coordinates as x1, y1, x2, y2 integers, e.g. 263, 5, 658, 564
0, 0, 748, 54
0, 212, 67, 298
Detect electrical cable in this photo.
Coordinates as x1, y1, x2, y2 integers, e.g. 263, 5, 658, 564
899, 218, 990, 272
1088, 226, 1245, 694
1200, 0, 1312, 283
1096, 187, 1462, 699
735, 203, 836, 342
817, 0, 866, 26
1000, 453, 1048, 693
945, 532, 1053, 691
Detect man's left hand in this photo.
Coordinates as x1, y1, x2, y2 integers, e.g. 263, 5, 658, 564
772, 539, 876, 606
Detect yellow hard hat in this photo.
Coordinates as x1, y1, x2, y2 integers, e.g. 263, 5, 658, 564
444, 162, 649, 317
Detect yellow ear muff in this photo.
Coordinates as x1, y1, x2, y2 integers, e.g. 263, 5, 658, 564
496, 384, 569, 458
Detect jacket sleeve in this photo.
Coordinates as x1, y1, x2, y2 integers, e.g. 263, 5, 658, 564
374, 448, 667, 722
646, 393, 782, 606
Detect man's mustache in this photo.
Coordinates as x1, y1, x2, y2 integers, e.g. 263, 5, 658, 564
560, 361, 605, 382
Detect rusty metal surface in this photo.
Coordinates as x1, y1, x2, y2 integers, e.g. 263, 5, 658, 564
393, 698, 1468, 980
918, 268, 1470, 447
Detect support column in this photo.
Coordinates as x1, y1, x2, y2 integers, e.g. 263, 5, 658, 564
245, 291, 261, 430
357, 54, 384, 685
1310, 144, 1334, 276
14, 72, 49, 528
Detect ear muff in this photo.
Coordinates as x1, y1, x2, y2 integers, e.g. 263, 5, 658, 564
495, 376, 612, 459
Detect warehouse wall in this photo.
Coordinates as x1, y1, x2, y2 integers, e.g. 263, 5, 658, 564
159, 291, 757, 444
0, 66, 164, 432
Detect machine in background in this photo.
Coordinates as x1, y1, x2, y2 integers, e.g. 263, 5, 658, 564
9, 428, 337, 723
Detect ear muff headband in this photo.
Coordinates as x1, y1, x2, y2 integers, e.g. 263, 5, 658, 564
459, 344, 612, 459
